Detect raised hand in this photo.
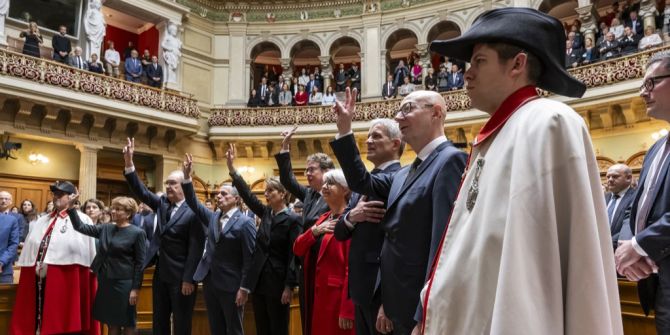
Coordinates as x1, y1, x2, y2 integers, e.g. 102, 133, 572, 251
182, 153, 193, 178
226, 143, 236, 173
280, 125, 298, 151
332, 87, 358, 135
122, 137, 135, 168
66, 188, 81, 209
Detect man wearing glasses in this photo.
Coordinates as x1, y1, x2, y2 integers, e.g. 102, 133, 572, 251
616, 51, 670, 334
418, 8, 622, 335
330, 88, 467, 334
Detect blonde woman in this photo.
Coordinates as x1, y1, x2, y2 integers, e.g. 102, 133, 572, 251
19, 21, 43, 58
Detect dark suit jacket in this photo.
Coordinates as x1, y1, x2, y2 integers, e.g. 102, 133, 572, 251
67, 55, 88, 70
146, 63, 163, 83
68, 208, 147, 288
230, 172, 302, 291
132, 212, 156, 248
565, 48, 584, 68
606, 188, 635, 249
0, 214, 19, 275
330, 134, 467, 328
382, 82, 397, 99
599, 40, 620, 59
619, 34, 640, 54
183, 182, 256, 293
629, 137, 670, 315
625, 19, 644, 36
447, 72, 464, 90
124, 57, 143, 79
334, 162, 401, 306
256, 84, 270, 105
124, 171, 206, 284
51, 34, 71, 54
274, 152, 329, 231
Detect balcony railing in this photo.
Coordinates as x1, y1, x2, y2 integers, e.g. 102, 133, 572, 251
0, 49, 200, 118
209, 45, 669, 127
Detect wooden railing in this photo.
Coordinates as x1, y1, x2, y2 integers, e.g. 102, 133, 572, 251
209, 45, 670, 127
0, 49, 200, 118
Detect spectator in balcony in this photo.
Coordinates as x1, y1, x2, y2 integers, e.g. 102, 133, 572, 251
322, 86, 336, 106
410, 61, 422, 84
565, 40, 583, 68
619, 26, 640, 54
597, 25, 610, 45
638, 26, 663, 50
306, 74, 318, 96
295, 85, 308, 106
267, 85, 279, 107
248, 89, 261, 108
439, 56, 452, 73
141, 49, 151, 83
68, 47, 88, 70
570, 21, 584, 49
299, 68, 310, 87
277, 75, 286, 93
123, 41, 135, 60
601, 2, 620, 27
146, 55, 163, 88
582, 37, 599, 65
291, 77, 300, 103
88, 53, 105, 74
19, 21, 43, 58
398, 76, 415, 97
125, 49, 143, 83
349, 63, 361, 101
257, 77, 270, 107
437, 66, 450, 92
309, 86, 323, 106
279, 83, 293, 106
314, 67, 323, 92
382, 74, 397, 99
51, 25, 70, 63
625, 10, 644, 36
335, 64, 348, 92
104, 41, 121, 78
448, 63, 464, 90
599, 32, 621, 60
611, 18, 625, 39
393, 60, 409, 88
267, 65, 278, 85
425, 67, 437, 91
567, 31, 582, 51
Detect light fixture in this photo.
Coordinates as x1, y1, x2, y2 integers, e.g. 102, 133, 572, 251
237, 166, 256, 174
28, 152, 49, 165
651, 129, 669, 141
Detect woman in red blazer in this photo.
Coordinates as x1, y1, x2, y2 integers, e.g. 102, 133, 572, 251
294, 84, 308, 106
293, 169, 354, 335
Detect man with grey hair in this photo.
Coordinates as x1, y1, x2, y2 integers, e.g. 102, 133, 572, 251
331, 88, 467, 334
123, 138, 205, 335
616, 51, 670, 333
334, 118, 404, 335
67, 46, 88, 70
605, 163, 635, 250
182, 154, 256, 335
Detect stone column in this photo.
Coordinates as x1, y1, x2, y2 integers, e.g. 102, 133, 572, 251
319, 56, 332, 90
380, 49, 388, 83
227, 23, 249, 106
639, 0, 657, 31
281, 58, 293, 81
416, 43, 430, 83
362, 14, 382, 100
76, 144, 102, 201
155, 155, 182, 193
575, 4, 600, 46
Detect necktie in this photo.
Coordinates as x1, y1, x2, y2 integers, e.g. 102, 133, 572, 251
220, 214, 229, 232
166, 204, 175, 221
636, 140, 670, 233
607, 194, 620, 225
403, 157, 423, 187
77, 57, 81, 69
388, 83, 391, 95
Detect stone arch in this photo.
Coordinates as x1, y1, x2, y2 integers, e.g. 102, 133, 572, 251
249, 41, 282, 90
247, 37, 288, 60
626, 151, 647, 170
384, 28, 419, 78
285, 35, 327, 57
421, 17, 465, 44
324, 31, 364, 55
380, 21, 423, 47
538, 0, 579, 23
328, 36, 362, 68
290, 39, 322, 76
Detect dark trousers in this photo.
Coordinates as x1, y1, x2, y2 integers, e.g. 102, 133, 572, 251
203, 276, 243, 335
355, 301, 383, 335
656, 274, 670, 335
253, 266, 290, 335
152, 272, 197, 335
53, 52, 67, 63
148, 80, 162, 88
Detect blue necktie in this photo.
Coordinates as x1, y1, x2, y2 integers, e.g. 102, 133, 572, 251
607, 194, 619, 225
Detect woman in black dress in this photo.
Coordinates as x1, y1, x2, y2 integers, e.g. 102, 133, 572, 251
225, 144, 302, 335
66, 192, 146, 335
19, 22, 43, 58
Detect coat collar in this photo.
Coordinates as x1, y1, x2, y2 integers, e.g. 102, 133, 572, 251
473, 85, 539, 147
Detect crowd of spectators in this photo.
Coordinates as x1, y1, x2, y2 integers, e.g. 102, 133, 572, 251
18, 24, 164, 88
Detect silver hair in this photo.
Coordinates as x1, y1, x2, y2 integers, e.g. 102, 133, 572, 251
221, 184, 239, 196
322, 169, 348, 189
647, 50, 670, 70
370, 118, 401, 141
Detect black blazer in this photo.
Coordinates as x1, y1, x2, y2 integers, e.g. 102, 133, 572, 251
131, 212, 155, 248
605, 188, 635, 249
183, 182, 256, 293
124, 171, 206, 284
51, 34, 71, 54
146, 63, 163, 81
68, 208, 147, 289
231, 172, 302, 291
274, 152, 330, 231
330, 134, 467, 328
629, 136, 670, 314
334, 161, 401, 306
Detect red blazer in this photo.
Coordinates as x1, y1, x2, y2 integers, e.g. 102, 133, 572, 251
294, 212, 354, 335
294, 91, 308, 106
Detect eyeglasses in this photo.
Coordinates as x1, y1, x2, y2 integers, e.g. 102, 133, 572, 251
396, 102, 434, 118
641, 74, 670, 93
304, 167, 321, 174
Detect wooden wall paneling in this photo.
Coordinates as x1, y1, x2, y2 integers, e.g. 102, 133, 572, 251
0, 175, 56, 213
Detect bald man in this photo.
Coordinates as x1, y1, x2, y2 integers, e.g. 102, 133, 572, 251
605, 164, 635, 250
123, 138, 206, 335
331, 88, 467, 334
0, 191, 27, 242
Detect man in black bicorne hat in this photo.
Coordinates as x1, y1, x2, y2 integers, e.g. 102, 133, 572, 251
416, 8, 623, 334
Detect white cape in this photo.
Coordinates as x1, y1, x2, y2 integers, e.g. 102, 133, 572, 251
421, 98, 623, 334
17, 210, 96, 267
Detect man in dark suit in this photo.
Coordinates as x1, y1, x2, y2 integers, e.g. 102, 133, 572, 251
124, 49, 143, 83
52, 25, 71, 63
0, 213, 19, 284
275, 126, 334, 333
67, 47, 88, 71
349, 63, 362, 101
122, 138, 206, 335
181, 156, 256, 335
331, 89, 467, 334
0, 191, 27, 244
305, 74, 317, 95
625, 10, 644, 36
605, 163, 635, 250
334, 118, 403, 335
132, 202, 156, 248
256, 77, 269, 107
146, 55, 164, 88
335, 63, 349, 92
565, 40, 583, 68
382, 74, 397, 100
447, 64, 464, 90
615, 52, 670, 333
619, 26, 640, 54
599, 32, 621, 60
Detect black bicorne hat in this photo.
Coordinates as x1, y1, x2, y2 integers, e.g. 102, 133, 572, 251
430, 7, 586, 98
50, 180, 76, 195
